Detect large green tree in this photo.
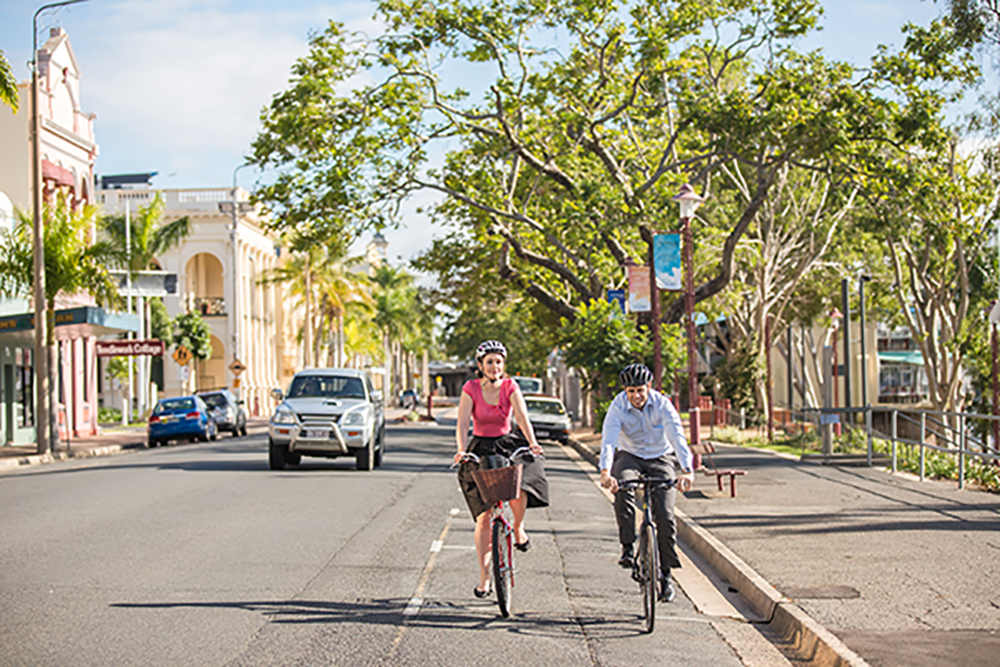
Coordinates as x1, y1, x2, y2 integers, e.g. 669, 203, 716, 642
251, 0, 957, 332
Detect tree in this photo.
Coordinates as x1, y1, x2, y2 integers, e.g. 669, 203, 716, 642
100, 193, 191, 273
0, 194, 120, 453
252, 0, 952, 336
0, 49, 18, 112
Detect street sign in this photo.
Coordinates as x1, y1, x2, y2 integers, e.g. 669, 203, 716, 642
96, 340, 165, 357
229, 359, 246, 375
172, 345, 192, 366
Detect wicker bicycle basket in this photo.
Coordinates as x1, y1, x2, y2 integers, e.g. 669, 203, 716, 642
472, 463, 523, 505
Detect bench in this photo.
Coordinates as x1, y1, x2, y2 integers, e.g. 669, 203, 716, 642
689, 441, 747, 498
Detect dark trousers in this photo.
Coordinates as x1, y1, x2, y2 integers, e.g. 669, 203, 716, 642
612, 450, 679, 574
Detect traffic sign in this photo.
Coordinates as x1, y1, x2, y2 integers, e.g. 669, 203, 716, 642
172, 345, 192, 366
229, 359, 246, 375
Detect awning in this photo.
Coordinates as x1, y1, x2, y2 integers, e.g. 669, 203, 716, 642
0, 306, 140, 344
878, 350, 924, 366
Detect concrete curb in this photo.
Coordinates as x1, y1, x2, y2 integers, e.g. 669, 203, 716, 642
566, 434, 870, 667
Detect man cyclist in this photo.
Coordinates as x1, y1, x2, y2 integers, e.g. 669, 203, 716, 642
600, 363, 695, 603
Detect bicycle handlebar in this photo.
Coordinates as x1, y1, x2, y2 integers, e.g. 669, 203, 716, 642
615, 477, 678, 491
450, 446, 545, 468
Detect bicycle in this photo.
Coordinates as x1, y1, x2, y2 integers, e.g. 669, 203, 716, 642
614, 475, 678, 634
453, 446, 542, 617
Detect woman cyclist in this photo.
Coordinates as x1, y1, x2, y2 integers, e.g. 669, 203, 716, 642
454, 340, 549, 598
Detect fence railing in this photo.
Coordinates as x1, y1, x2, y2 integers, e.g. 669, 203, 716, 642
791, 405, 998, 490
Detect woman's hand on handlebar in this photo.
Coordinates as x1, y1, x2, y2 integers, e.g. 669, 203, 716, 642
529, 441, 544, 457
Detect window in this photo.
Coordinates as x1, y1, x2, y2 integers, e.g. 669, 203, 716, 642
15, 349, 33, 427
288, 375, 365, 399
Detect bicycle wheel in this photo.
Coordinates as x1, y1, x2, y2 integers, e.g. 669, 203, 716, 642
640, 522, 658, 633
492, 518, 514, 617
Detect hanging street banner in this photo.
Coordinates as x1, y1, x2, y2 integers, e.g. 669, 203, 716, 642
628, 265, 651, 313
95, 340, 165, 357
653, 233, 682, 291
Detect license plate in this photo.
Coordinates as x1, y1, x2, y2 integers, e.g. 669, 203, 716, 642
160, 416, 173, 423
535, 429, 549, 438
304, 429, 328, 439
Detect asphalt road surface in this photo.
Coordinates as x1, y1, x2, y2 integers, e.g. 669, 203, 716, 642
1, 423, 762, 666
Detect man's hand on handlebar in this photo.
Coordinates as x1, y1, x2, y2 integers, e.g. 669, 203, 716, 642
600, 469, 619, 494
678, 472, 694, 493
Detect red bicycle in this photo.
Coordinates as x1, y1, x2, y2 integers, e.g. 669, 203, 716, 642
455, 447, 540, 617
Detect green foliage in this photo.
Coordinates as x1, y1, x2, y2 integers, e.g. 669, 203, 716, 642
97, 406, 121, 424
0, 49, 17, 112
100, 192, 191, 272
149, 298, 173, 346
104, 357, 135, 382
172, 312, 212, 361
557, 299, 647, 397
714, 341, 761, 417
0, 194, 120, 312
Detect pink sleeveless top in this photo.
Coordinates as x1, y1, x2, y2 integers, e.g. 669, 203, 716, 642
463, 377, 517, 437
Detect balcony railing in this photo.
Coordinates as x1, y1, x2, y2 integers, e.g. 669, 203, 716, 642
193, 297, 226, 316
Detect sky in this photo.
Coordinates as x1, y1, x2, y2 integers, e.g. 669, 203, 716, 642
0, 0, 956, 264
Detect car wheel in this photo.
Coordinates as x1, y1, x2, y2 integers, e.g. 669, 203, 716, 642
240, 421, 248, 437
356, 436, 374, 471
209, 424, 218, 441
286, 452, 301, 466
268, 439, 287, 470
147, 437, 158, 448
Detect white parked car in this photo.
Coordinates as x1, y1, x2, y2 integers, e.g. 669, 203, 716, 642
268, 369, 385, 471
513, 394, 572, 444
512, 376, 544, 394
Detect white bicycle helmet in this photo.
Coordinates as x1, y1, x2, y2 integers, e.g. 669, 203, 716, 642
475, 340, 507, 362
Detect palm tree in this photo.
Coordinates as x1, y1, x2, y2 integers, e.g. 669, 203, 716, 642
0, 49, 18, 112
101, 192, 191, 415
371, 264, 435, 400
262, 240, 370, 369
0, 194, 120, 453
100, 192, 191, 272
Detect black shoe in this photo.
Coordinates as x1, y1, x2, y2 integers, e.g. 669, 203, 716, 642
659, 572, 676, 603
618, 544, 634, 569
474, 585, 491, 598
515, 538, 531, 552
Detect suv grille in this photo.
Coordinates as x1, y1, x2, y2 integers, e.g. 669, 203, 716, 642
297, 413, 343, 423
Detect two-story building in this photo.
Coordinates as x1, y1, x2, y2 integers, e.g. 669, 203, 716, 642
0, 28, 138, 446
96, 186, 294, 416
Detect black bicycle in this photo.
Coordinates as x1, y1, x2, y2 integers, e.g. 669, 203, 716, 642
615, 476, 678, 634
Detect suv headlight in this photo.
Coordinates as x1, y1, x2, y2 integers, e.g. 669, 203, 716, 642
272, 406, 297, 425
341, 411, 365, 425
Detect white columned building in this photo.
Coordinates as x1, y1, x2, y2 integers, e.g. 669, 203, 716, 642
97, 187, 291, 416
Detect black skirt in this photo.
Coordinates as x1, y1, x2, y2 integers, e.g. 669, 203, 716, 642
458, 433, 550, 519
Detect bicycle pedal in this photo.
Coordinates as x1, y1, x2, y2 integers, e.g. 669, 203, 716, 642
631, 568, 643, 583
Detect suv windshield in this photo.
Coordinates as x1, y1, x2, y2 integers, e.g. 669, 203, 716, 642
288, 375, 366, 399
200, 394, 228, 409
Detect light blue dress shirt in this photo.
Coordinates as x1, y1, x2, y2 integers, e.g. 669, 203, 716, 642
599, 389, 693, 473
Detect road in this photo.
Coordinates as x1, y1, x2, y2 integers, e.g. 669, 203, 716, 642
0, 423, 770, 666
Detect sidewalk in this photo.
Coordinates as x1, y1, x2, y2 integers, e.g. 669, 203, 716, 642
568, 425, 1000, 667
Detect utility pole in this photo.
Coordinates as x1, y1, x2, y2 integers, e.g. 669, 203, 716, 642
30, 0, 89, 453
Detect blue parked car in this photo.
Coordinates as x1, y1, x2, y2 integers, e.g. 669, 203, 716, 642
148, 395, 218, 447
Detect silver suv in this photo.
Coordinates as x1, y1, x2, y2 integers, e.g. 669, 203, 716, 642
268, 369, 385, 471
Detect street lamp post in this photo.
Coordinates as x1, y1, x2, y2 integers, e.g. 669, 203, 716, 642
219, 164, 253, 397
31, 0, 88, 454
830, 307, 843, 437
672, 184, 706, 449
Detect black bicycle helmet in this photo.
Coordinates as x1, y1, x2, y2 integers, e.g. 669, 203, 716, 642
620, 363, 653, 387
475, 340, 507, 362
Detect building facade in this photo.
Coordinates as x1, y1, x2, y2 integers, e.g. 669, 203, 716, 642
0, 28, 136, 446
97, 187, 292, 415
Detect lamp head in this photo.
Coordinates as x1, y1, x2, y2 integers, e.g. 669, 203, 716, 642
672, 183, 706, 219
